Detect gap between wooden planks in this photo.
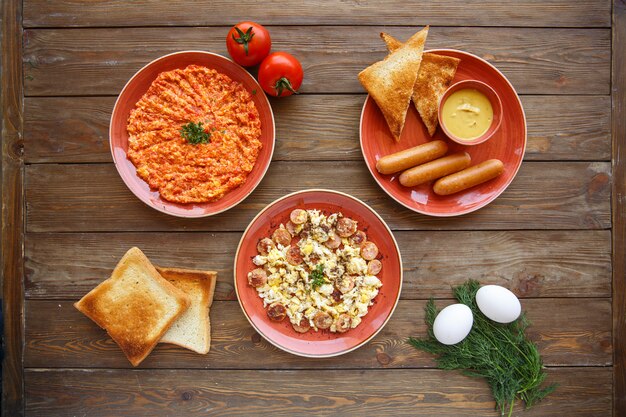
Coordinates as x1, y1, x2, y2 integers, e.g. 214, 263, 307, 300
23, 231, 611, 300
23, 299, 611, 369
23, 161, 611, 232
22, 95, 612, 163
23, 368, 612, 417
21, 27, 610, 96
21, 0, 611, 28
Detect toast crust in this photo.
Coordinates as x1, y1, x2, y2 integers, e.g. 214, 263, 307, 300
156, 267, 217, 354
381, 32, 460, 136
359, 26, 429, 141
74, 247, 191, 366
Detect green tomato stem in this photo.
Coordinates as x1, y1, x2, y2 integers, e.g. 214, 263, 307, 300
274, 77, 299, 97
233, 26, 255, 56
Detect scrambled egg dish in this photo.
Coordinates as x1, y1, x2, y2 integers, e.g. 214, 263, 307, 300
127, 64, 262, 204
248, 209, 383, 333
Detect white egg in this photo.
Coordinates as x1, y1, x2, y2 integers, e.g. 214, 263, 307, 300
433, 303, 474, 345
476, 285, 521, 324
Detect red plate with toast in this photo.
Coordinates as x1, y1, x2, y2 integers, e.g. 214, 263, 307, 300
360, 49, 526, 217
110, 51, 275, 218
234, 189, 403, 357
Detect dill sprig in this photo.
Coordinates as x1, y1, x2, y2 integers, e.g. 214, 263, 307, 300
408, 280, 556, 417
180, 121, 211, 145
309, 264, 325, 289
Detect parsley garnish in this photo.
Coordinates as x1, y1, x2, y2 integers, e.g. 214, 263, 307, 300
309, 264, 325, 289
408, 280, 556, 417
180, 121, 211, 145
251, 89, 257, 95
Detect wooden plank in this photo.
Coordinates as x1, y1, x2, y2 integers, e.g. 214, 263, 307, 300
24, 368, 611, 416
613, 0, 626, 415
1, 0, 24, 415
22, 0, 611, 28
24, 161, 611, 232
24, 231, 611, 300
22, 95, 612, 164
24, 96, 114, 163
23, 299, 612, 369
22, 27, 610, 96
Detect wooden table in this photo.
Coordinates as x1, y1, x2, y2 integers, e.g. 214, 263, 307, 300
2, 1, 624, 416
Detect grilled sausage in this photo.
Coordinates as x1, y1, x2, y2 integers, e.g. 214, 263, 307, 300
289, 209, 308, 224
399, 152, 471, 187
360, 241, 379, 261
336, 217, 357, 237
367, 259, 383, 275
292, 318, 311, 333
286, 246, 304, 265
248, 268, 268, 287
267, 303, 287, 322
313, 311, 333, 329
376, 140, 448, 175
324, 233, 342, 249
272, 227, 292, 246
336, 275, 355, 294
433, 159, 504, 196
285, 220, 297, 236
257, 238, 275, 255
349, 230, 367, 247
335, 313, 352, 333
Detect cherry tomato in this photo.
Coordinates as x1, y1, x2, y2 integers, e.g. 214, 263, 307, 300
258, 52, 303, 97
226, 21, 271, 67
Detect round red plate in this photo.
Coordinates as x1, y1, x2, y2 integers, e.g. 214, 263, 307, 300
360, 49, 526, 216
234, 190, 403, 357
109, 51, 275, 218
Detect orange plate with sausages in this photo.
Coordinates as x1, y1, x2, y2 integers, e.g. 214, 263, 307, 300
360, 49, 526, 217
234, 189, 403, 358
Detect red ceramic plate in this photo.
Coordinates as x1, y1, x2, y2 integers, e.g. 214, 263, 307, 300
234, 189, 403, 357
360, 49, 526, 216
110, 51, 275, 218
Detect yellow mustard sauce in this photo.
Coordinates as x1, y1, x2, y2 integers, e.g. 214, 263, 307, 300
441, 88, 493, 140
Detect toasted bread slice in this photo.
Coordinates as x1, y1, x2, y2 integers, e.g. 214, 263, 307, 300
381, 32, 460, 136
359, 26, 429, 141
156, 267, 217, 354
74, 247, 191, 366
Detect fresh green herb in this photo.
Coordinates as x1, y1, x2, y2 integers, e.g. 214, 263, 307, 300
180, 121, 210, 145
309, 264, 325, 289
408, 280, 556, 417
251, 89, 257, 95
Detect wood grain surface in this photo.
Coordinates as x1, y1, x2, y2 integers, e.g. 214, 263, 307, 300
613, 0, 626, 415
22, 0, 611, 28
24, 231, 611, 300
23, 95, 612, 163
1, 0, 25, 415
22, 27, 610, 96
24, 162, 611, 232
24, 299, 612, 369
5, 0, 622, 414
24, 368, 611, 417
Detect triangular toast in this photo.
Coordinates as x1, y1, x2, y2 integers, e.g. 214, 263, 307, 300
381, 32, 460, 137
359, 26, 429, 141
